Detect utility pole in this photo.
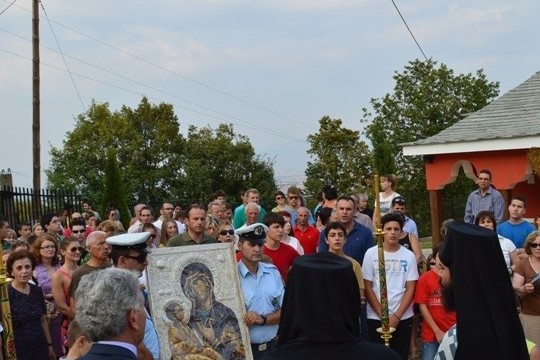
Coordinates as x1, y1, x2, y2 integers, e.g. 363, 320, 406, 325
32, 0, 40, 191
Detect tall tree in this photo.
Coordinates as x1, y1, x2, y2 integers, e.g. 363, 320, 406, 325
101, 148, 130, 227
47, 101, 277, 210
304, 116, 372, 197
181, 123, 276, 207
363, 59, 499, 235
47, 97, 185, 206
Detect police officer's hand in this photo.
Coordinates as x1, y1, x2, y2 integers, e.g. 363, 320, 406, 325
244, 311, 263, 326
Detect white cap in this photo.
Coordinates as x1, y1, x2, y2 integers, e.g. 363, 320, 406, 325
106, 232, 150, 252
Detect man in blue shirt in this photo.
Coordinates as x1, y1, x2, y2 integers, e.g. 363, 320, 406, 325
236, 223, 284, 360
464, 169, 505, 224
497, 196, 535, 250
318, 195, 374, 266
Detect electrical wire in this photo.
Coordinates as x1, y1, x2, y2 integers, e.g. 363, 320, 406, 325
0, 47, 306, 143
0, 0, 316, 131
39, 0, 85, 111
389, 0, 428, 61
0, 0, 17, 16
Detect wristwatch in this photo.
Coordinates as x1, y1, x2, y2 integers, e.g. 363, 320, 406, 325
260, 314, 267, 326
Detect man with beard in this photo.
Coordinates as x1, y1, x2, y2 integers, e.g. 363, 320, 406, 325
434, 222, 528, 359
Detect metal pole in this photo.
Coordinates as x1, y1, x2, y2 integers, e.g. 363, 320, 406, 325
32, 0, 40, 191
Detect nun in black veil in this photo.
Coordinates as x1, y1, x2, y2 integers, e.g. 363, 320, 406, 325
263, 252, 400, 360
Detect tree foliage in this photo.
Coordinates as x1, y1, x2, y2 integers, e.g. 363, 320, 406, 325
101, 148, 131, 227
304, 116, 372, 197
47, 97, 183, 206
363, 59, 499, 235
181, 123, 276, 207
46, 98, 276, 209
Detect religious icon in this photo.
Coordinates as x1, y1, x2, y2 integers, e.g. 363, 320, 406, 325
147, 243, 253, 359
166, 262, 244, 359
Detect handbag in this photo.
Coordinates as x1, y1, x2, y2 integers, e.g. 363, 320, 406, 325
45, 299, 61, 320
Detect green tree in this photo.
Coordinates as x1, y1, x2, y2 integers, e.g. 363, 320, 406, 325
47, 99, 277, 211
304, 116, 372, 197
363, 59, 499, 236
101, 149, 131, 227
369, 120, 396, 175
46, 97, 185, 206
181, 123, 277, 207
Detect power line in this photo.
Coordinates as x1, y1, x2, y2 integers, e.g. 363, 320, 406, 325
0, 47, 306, 143
39, 0, 85, 112
389, 0, 428, 61
1, 0, 317, 131
0, 0, 17, 16
0, 31, 305, 142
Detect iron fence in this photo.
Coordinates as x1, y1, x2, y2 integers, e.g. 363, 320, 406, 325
0, 186, 83, 227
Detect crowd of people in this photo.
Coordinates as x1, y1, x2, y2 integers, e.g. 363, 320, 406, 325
0, 169, 539, 359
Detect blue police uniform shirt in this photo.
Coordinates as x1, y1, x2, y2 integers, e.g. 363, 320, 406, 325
144, 307, 160, 359
238, 261, 284, 344
318, 221, 374, 266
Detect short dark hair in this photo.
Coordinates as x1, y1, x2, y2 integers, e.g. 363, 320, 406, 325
211, 190, 227, 200
273, 190, 285, 198
336, 195, 355, 204
6, 249, 36, 277
263, 212, 285, 227
186, 204, 206, 218
478, 169, 492, 180
139, 205, 153, 215
71, 219, 86, 229
317, 207, 333, 226
40, 213, 56, 229
17, 222, 30, 231
511, 195, 527, 208
381, 213, 404, 230
323, 185, 338, 201
324, 221, 346, 238
474, 211, 496, 228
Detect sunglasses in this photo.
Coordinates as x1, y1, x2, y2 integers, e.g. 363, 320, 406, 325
288, 196, 299, 200
530, 243, 540, 249
429, 262, 436, 266
275, 196, 284, 200
68, 247, 84, 253
72, 217, 83, 220
220, 229, 235, 236
124, 253, 147, 263
72, 230, 85, 234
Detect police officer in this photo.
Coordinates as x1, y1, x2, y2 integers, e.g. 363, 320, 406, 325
236, 223, 284, 359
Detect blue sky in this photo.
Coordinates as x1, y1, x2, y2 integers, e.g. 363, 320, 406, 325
1, 0, 539, 190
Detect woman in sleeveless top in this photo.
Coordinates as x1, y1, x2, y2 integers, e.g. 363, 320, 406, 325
52, 236, 81, 353
32, 233, 63, 358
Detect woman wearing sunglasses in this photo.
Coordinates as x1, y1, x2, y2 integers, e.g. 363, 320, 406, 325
513, 231, 540, 345
217, 220, 235, 243
52, 236, 82, 352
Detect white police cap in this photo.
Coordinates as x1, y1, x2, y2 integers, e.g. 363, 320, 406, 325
235, 223, 268, 245
106, 232, 150, 252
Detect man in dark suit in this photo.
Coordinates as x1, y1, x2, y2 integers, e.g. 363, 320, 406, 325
75, 268, 147, 360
